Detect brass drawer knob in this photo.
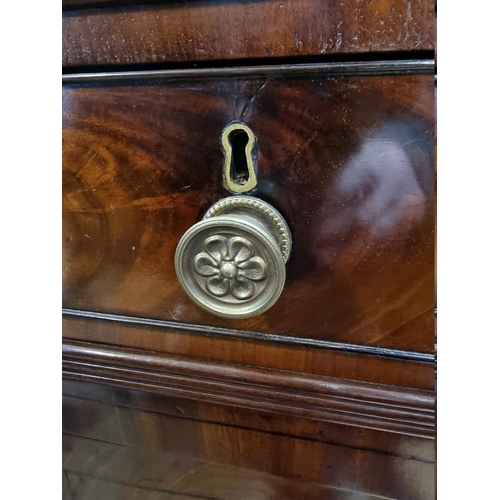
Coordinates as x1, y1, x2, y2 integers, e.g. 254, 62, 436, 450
175, 196, 292, 318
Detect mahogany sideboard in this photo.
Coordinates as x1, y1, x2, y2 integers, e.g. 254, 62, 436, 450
62, 1, 436, 498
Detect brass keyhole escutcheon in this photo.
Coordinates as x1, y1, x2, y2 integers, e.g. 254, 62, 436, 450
222, 122, 258, 194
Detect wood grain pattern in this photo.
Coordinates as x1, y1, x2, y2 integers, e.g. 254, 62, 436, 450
65, 472, 194, 500
62, 381, 435, 499
62, 339, 435, 437
63, 471, 72, 500
63, 436, 387, 500
62, 315, 435, 390
62, 0, 435, 67
63, 73, 435, 352
63, 379, 435, 462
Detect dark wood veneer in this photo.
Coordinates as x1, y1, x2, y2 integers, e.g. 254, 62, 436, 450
62, 0, 435, 67
63, 379, 435, 499
63, 73, 435, 352
63, 379, 435, 462
62, 1, 436, 494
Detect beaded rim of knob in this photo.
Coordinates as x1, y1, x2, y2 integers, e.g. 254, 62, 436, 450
204, 196, 291, 263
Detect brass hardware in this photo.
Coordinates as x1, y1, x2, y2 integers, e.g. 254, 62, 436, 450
222, 123, 258, 194
175, 196, 292, 319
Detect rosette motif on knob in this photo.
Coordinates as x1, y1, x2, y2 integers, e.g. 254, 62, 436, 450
193, 235, 267, 300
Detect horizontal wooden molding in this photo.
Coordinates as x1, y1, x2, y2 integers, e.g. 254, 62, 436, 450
62, 59, 434, 84
63, 340, 435, 438
62, 309, 435, 363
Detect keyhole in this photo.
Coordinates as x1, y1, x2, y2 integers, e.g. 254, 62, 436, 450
229, 129, 250, 185
221, 122, 258, 194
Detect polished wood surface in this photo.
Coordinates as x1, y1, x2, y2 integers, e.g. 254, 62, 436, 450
63, 73, 435, 352
63, 438, 389, 500
64, 466, 363, 500
63, 380, 435, 499
63, 379, 434, 462
62, 0, 435, 68
62, 315, 435, 389
62, 1, 436, 495
63, 339, 435, 437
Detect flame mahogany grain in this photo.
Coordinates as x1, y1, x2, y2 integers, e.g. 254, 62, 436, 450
62, 3, 436, 491
63, 73, 435, 353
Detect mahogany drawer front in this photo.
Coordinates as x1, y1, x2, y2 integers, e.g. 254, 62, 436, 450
62, 71, 435, 353
62, 0, 435, 68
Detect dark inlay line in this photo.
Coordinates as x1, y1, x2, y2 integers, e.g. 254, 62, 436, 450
62, 308, 435, 363
63, 0, 188, 10
62, 58, 434, 84
62, 50, 434, 73
61, 0, 433, 15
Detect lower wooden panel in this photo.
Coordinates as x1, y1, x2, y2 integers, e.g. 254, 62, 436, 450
62, 379, 435, 499
63, 436, 381, 500
62, 324, 435, 498
65, 472, 191, 500
63, 380, 434, 463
